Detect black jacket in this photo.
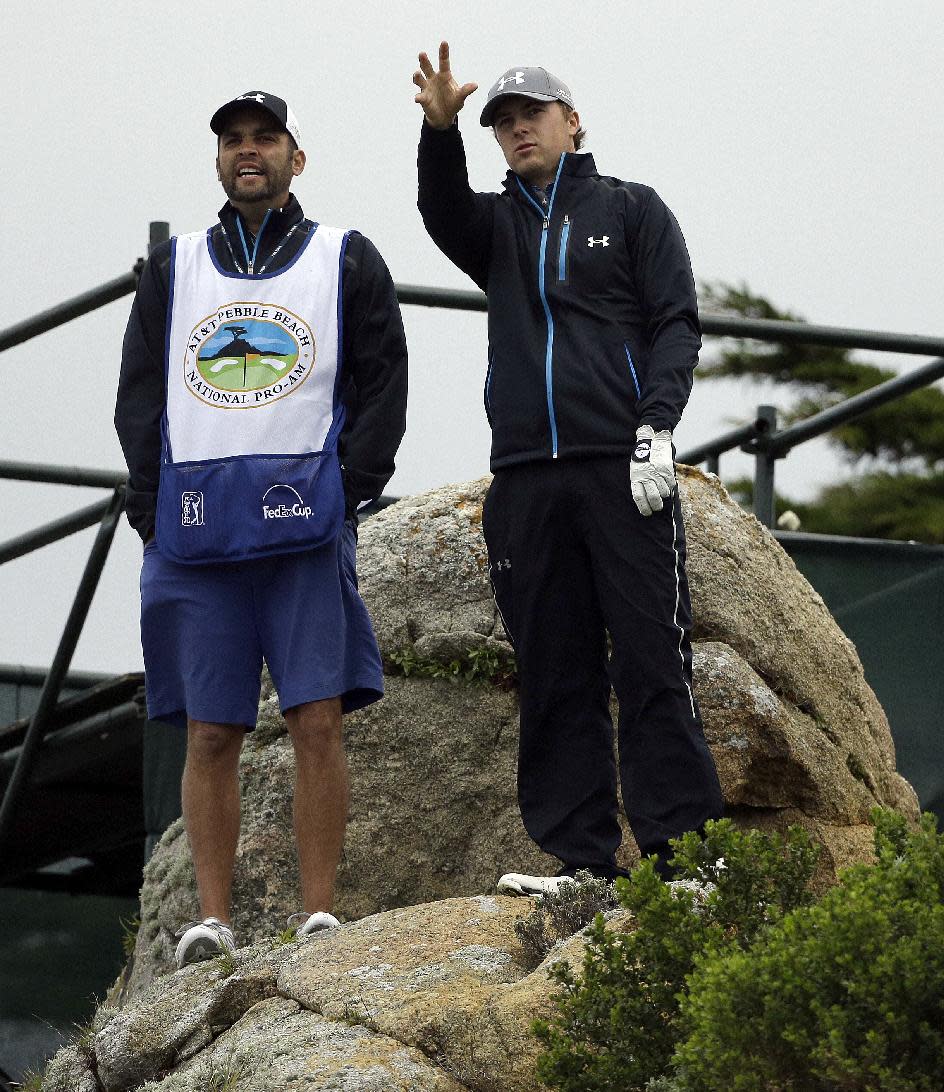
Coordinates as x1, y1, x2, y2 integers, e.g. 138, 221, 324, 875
417, 122, 700, 468
115, 195, 407, 542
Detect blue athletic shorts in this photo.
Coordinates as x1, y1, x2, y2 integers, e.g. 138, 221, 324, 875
139, 520, 383, 730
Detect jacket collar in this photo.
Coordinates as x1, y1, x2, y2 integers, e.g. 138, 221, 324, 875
214, 193, 308, 273
501, 151, 598, 197
218, 192, 306, 243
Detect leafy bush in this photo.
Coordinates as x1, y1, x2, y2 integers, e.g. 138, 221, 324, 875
386, 643, 516, 686
534, 820, 820, 1091
674, 810, 944, 1091
515, 870, 621, 967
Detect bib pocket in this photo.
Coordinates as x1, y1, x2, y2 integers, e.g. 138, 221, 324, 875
156, 449, 344, 564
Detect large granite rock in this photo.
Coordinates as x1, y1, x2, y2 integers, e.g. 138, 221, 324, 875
115, 470, 917, 1007
45, 895, 585, 1092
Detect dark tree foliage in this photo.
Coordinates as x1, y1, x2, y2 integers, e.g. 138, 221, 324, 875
699, 282, 944, 540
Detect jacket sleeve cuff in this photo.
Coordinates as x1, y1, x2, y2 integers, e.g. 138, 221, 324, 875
124, 487, 157, 543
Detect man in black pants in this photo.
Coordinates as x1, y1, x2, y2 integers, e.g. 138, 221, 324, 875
413, 43, 723, 895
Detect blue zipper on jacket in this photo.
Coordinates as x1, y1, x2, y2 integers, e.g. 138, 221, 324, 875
624, 344, 642, 398
558, 216, 570, 281
515, 155, 567, 458
235, 209, 272, 274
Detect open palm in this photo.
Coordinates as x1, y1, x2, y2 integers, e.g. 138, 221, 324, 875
413, 41, 478, 129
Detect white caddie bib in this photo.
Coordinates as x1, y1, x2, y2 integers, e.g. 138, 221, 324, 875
156, 222, 349, 563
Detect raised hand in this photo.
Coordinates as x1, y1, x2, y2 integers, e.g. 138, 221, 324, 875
413, 41, 478, 130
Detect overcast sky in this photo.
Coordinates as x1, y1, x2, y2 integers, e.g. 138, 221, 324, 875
2, 1, 942, 673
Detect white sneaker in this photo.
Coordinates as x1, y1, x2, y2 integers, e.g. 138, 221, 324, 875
496, 872, 580, 898
288, 910, 341, 936
174, 917, 236, 968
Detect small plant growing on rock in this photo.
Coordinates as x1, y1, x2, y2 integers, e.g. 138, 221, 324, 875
515, 870, 620, 966
386, 643, 517, 687
204, 1047, 255, 1092
339, 993, 377, 1027
119, 913, 141, 959
215, 949, 238, 978
533, 819, 820, 1091
434, 1004, 506, 1088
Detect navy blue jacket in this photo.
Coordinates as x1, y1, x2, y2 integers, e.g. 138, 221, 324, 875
417, 122, 700, 467
115, 195, 407, 542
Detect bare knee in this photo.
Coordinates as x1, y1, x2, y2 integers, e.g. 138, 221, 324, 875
187, 720, 245, 767
285, 698, 343, 757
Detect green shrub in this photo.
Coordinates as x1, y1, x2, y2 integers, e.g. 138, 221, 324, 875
533, 820, 819, 1091
386, 643, 516, 686
515, 870, 621, 967
674, 810, 944, 1091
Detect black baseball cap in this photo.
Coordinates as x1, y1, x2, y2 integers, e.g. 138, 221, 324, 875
210, 91, 302, 147
479, 67, 575, 127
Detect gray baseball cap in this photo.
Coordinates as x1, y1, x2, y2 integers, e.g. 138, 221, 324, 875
479, 66, 575, 127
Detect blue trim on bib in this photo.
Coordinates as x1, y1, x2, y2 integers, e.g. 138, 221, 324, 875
332, 231, 352, 409
161, 237, 180, 463
164, 237, 179, 389
204, 222, 317, 280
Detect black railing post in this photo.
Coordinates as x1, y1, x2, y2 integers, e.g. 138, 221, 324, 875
752, 405, 778, 528
706, 455, 720, 476
149, 221, 170, 255
0, 497, 113, 565
0, 487, 126, 859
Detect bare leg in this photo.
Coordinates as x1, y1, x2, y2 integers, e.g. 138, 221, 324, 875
181, 719, 244, 924
284, 697, 347, 913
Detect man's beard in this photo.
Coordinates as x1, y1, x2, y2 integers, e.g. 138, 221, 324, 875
221, 159, 293, 206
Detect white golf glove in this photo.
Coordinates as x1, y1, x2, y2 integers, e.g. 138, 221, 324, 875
630, 424, 676, 516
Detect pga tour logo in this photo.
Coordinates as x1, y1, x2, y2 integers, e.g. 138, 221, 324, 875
181, 491, 204, 526
262, 484, 312, 520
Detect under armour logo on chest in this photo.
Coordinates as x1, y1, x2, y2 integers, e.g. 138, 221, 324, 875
497, 71, 525, 91
587, 236, 610, 248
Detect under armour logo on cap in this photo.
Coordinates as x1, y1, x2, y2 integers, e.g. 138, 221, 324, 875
210, 90, 303, 148
496, 71, 526, 91
480, 66, 575, 127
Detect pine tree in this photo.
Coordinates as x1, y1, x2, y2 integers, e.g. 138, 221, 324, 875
700, 282, 944, 542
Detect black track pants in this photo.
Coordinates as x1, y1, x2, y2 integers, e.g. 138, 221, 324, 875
483, 457, 723, 872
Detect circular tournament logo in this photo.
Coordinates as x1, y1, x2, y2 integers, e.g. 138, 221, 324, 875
183, 303, 316, 408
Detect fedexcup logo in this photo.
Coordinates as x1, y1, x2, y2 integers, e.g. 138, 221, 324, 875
261, 484, 312, 521
183, 304, 315, 408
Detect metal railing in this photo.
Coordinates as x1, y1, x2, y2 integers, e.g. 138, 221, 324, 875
0, 483, 126, 854
678, 353, 944, 526
0, 225, 170, 861
399, 281, 944, 528
3, 220, 944, 862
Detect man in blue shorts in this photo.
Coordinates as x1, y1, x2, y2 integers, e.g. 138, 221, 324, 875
116, 91, 407, 966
